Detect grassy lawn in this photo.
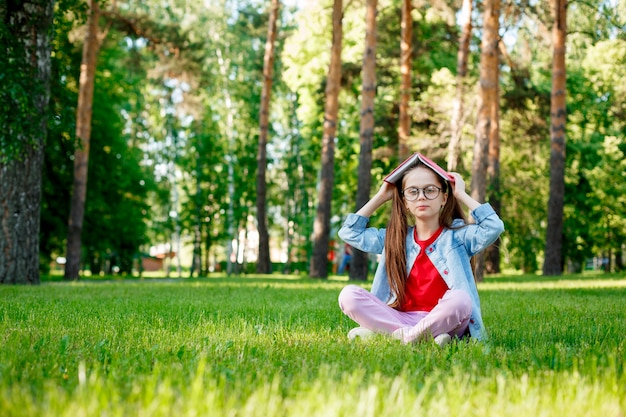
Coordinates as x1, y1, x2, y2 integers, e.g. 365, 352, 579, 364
0, 273, 624, 416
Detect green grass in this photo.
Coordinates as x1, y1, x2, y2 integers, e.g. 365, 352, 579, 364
1, 273, 624, 416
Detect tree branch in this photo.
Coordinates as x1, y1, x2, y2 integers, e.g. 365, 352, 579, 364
101, 9, 181, 57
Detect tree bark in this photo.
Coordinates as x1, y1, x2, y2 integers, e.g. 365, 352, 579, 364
310, 0, 343, 278
543, 0, 567, 276
448, 0, 472, 172
350, 0, 377, 281
256, 0, 280, 274
0, 0, 54, 285
190, 169, 203, 278
65, 0, 102, 280
485, 80, 501, 274
398, 0, 412, 161
472, 0, 500, 282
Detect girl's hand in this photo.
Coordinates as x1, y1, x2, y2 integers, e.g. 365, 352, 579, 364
356, 180, 396, 217
448, 172, 480, 210
375, 181, 396, 202
448, 172, 466, 197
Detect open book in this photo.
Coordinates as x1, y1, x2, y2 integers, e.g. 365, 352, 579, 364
384, 153, 455, 184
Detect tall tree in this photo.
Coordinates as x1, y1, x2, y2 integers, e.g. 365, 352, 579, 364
310, 0, 343, 278
215, 45, 238, 275
543, 0, 567, 276
256, 0, 280, 274
485, 80, 501, 273
471, 0, 500, 281
448, 0, 473, 172
349, 0, 378, 281
65, 0, 102, 280
0, 0, 55, 284
398, 0, 412, 161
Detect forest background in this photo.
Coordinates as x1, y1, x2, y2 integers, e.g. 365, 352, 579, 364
1, 0, 625, 284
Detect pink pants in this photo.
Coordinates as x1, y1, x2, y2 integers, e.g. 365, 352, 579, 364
338, 285, 471, 343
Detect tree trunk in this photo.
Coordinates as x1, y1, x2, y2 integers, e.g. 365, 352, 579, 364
448, 0, 472, 172
310, 0, 343, 278
615, 249, 623, 272
256, 0, 280, 274
204, 231, 212, 275
189, 167, 203, 278
398, 0, 412, 161
350, 0, 378, 281
472, 0, 500, 282
65, 0, 102, 280
214, 45, 237, 276
485, 80, 501, 274
543, 0, 567, 276
0, 0, 54, 285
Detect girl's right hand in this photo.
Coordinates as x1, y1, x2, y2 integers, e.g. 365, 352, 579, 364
376, 181, 396, 202
356, 180, 396, 217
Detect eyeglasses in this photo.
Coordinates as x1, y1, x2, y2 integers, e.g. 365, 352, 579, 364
402, 185, 442, 201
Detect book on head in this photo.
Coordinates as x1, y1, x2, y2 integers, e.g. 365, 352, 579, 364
384, 153, 455, 185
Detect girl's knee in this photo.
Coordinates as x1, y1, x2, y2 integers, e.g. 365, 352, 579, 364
444, 289, 472, 317
338, 285, 363, 313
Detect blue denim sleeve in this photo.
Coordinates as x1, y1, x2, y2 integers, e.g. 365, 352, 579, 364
337, 214, 386, 254
464, 203, 505, 256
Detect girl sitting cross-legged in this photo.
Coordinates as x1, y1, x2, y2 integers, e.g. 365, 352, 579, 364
337, 156, 504, 346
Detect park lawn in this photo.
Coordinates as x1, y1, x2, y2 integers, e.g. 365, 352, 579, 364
0, 273, 624, 416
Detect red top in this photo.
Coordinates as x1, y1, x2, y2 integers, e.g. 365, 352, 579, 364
400, 226, 449, 312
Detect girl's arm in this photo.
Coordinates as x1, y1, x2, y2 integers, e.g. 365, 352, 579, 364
449, 172, 505, 255
449, 172, 480, 211
338, 181, 395, 254
356, 181, 396, 218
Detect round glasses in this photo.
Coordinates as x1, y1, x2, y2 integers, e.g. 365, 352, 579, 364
402, 185, 442, 201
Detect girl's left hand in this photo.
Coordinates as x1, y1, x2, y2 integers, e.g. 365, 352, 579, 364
448, 172, 466, 196
447, 172, 481, 210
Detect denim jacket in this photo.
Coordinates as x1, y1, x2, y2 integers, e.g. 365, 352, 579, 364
338, 203, 505, 341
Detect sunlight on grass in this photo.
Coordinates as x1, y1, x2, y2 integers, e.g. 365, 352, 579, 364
480, 277, 626, 291
1, 273, 624, 416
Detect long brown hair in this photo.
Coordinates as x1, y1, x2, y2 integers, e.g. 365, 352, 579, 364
384, 163, 468, 309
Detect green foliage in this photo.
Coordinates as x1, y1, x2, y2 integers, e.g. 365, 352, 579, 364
81, 32, 160, 274
0, 274, 624, 415
40, 2, 84, 271
0, 2, 48, 163
41, 8, 157, 274
485, 3, 626, 272
177, 113, 231, 270
560, 38, 626, 270
34, 0, 626, 276
497, 61, 551, 272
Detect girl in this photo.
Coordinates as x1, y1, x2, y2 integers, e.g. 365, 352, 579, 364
337, 158, 504, 345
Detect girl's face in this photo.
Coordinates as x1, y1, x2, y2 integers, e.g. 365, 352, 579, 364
401, 167, 448, 222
